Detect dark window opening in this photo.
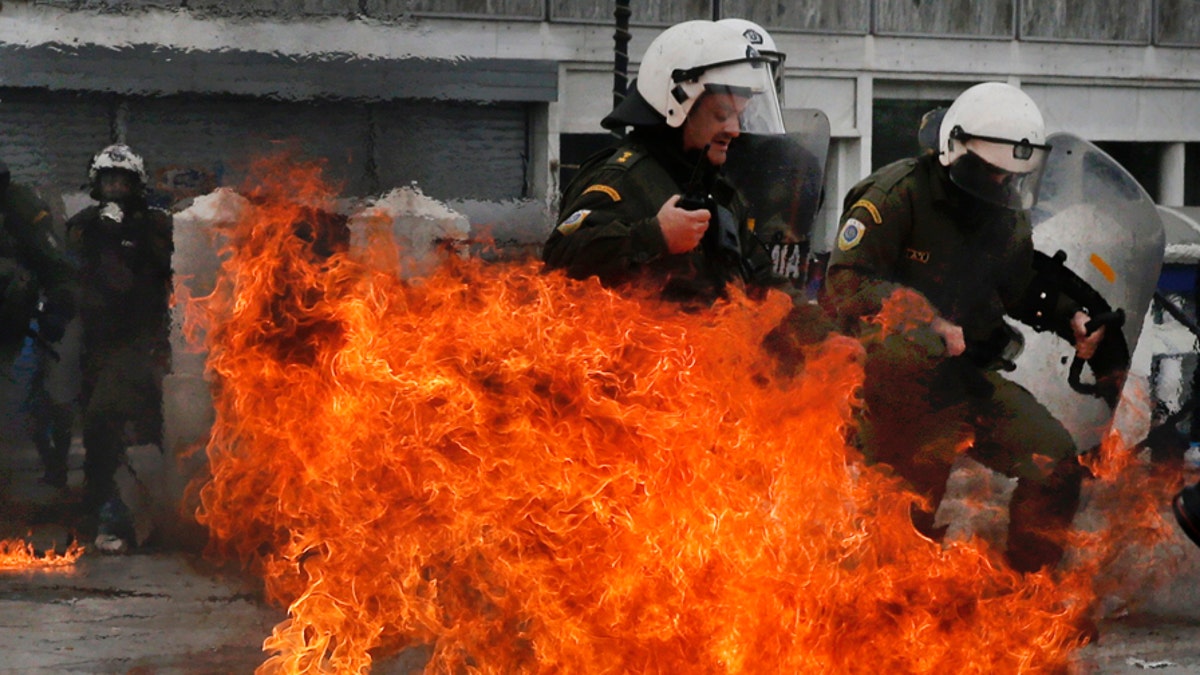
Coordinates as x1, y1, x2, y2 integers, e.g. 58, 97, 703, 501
871, 98, 954, 171
558, 133, 620, 197
1185, 143, 1200, 206
1094, 141, 1162, 202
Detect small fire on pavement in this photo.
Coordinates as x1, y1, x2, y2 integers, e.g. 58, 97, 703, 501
0, 538, 85, 569
185, 155, 1178, 674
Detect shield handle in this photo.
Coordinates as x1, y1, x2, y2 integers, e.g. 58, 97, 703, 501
1067, 309, 1125, 396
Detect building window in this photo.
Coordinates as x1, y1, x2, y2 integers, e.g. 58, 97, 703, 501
1094, 141, 1163, 202
871, 98, 954, 171
558, 133, 620, 195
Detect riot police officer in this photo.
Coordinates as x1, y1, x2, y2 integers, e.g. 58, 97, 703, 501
0, 161, 75, 489
0, 162, 74, 366
542, 19, 784, 305
67, 143, 172, 553
820, 83, 1105, 574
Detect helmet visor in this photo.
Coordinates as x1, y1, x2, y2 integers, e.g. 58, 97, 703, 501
696, 58, 785, 135
947, 144, 1050, 210
762, 51, 786, 102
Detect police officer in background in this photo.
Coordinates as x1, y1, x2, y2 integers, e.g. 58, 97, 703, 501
0, 162, 74, 367
820, 83, 1105, 575
542, 19, 784, 305
67, 144, 172, 553
0, 161, 75, 491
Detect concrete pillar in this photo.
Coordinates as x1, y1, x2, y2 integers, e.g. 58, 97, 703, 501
1161, 142, 1186, 206
856, 74, 873, 181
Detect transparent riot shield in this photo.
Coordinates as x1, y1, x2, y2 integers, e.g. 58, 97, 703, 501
723, 109, 830, 297
1003, 132, 1165, 453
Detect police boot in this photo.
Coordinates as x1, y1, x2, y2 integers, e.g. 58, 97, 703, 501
1005, 456, 1085, 574
1172, 481, 1200, 550
95, 495, 134, 554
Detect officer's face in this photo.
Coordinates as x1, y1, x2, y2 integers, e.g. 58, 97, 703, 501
682, 92, 748, 166
97, 171, 135, 202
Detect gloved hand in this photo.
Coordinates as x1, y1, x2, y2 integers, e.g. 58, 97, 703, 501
98, 202, 128, 238
99, 201, 125, 224
38, 312, 67, 343
37, 296, 73, 344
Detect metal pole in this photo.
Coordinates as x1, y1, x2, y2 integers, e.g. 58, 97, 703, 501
612, 0, 632, 137
1155, 290, 1200, 341
1133, 291, 1200, 454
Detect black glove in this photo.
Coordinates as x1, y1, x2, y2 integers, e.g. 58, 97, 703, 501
38, 312, 66, 344
37, 296, 73, 344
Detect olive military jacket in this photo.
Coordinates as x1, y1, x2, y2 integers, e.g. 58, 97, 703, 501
0, 182, 74, 346
66, 197, 173, 357
822, 152, 1077, 349
543, 128, 772, 302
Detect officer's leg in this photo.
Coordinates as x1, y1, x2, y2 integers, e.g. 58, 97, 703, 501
81, 350, 129, 505
859, 332, 971, 540
969, 375, 1083, 573
81, 375, 125, 510
25, 355, 70, 486
49, 400, 74, 466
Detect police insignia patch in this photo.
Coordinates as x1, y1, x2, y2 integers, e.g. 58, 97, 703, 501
837, 218, 866, 251
556, 209, 591, 236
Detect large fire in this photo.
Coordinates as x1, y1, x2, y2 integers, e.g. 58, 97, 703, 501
186, 156, 1179, 673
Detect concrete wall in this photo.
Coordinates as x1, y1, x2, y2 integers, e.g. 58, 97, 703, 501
5, 3, 1200, 242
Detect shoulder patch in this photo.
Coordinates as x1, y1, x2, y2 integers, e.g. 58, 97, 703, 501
849, 199, 882, 225
837, 218, 867, 251
604, 147, 647, 170
582, 184, 621, 202
556, 209, 591, 236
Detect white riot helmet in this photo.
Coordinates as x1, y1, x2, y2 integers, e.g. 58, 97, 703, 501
718, 18, 786, 101
602, 20, 784, 135
937, 82, 1051, 210
89, 144, 148, 186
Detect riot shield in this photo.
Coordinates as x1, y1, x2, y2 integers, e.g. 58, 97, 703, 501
723, 109, 830, 297
1003, 132, 1165, 453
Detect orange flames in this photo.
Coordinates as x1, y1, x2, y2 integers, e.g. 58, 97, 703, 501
0, 538, 85, 569
186, 156, 1177, 674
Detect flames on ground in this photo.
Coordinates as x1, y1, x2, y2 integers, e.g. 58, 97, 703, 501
184, 155, 1180, 674
0, 538, 84, 569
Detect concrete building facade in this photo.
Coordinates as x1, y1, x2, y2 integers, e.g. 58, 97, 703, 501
0, 1, 1197, 248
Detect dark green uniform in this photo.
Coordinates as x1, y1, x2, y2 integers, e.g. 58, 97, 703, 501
67, 196, 172, 509
821, 152, 1085, 573
0, 180, 74, 363
543, 127, 772, 304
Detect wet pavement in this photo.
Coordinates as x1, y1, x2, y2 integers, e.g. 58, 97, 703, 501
0, 422, 271, 674
0, 553, 279, 674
